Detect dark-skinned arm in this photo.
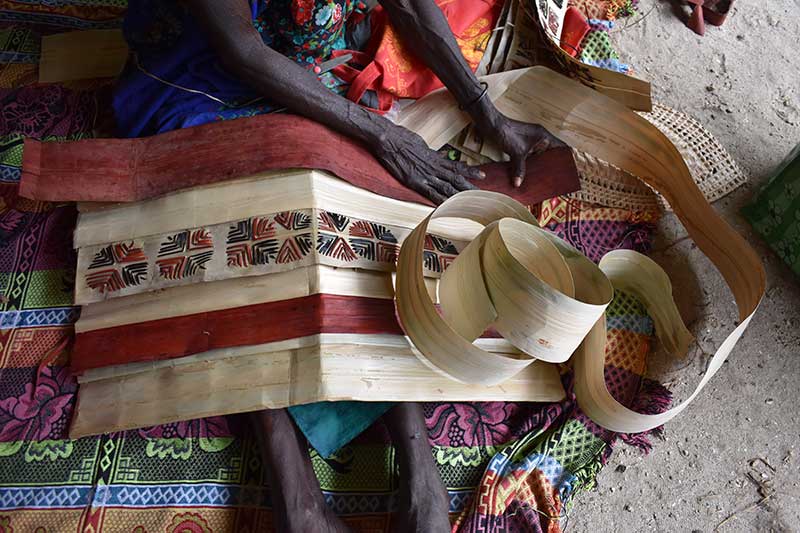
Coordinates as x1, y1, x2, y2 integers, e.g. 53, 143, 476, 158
379, 0, 565, 185
185, 0, 483, 204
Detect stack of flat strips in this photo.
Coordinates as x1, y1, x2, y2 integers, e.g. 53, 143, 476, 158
69, 169, 567, 437
23, 66, 765, 439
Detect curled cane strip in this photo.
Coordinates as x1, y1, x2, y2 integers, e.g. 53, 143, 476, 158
398, 68, 765, 434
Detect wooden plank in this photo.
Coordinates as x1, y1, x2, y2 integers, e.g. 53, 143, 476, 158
39, 30, 128, 83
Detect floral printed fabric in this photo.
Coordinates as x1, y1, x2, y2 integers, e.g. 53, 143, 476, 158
256, 0, 353, 67
743, 142, 800, 277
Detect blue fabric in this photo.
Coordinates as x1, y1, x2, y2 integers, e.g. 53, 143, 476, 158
113, 0, 266, 136
288, 402, 394, 457
113, 0, 354, 136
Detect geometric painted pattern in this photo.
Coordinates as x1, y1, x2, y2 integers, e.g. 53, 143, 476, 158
318, 210, 400, 265
77, 208, 464, 303
85, 241, 148, 294
156, 228, 213, 280
422, 233, 459, 274
225, 213, 312, 268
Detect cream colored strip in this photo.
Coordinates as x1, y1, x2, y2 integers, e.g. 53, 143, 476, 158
398, 191, 612, 385
78, 334, 525, 384
398, 192, 549, 385
70, 334, 564, 438
599, 251, 694, 356
74, 170, 439, 248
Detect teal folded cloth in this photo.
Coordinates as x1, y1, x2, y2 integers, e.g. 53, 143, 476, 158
288, 401, 395, 458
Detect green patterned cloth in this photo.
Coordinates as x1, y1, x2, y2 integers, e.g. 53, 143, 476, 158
743, 142, 800, 277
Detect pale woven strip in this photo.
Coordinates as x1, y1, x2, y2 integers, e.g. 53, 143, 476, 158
567, 103, 746, 213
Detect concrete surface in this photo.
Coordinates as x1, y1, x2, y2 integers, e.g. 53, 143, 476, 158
569, 2, 800, 532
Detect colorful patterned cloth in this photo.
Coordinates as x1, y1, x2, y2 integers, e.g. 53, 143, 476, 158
568, 0, 636, 74
568, 0, 637, 21
579, 19, 630, 74
743, 142, 800, 278
0, 2, 670, 531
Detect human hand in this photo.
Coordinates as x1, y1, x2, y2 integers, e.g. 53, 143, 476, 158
373, 125, 484, 204
473, 110, 566, 187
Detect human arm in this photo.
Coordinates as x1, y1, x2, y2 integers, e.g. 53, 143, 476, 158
378, 0, 565, 185
185, 0, 484, 203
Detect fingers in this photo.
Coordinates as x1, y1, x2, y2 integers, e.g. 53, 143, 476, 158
423, 186, 448, 205
409, 180, 447, 205
525, 123, 567, 152
511, 153, 526, 188
444, 160, 482, 190
398, 152, 485, 204
446, 159, 484, 180
428, 177, 461, 198
461, 162, 486, 181
416, 170, 476, 205
446, 172, 479, 191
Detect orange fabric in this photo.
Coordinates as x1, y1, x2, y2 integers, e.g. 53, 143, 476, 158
334, 0, 502, 106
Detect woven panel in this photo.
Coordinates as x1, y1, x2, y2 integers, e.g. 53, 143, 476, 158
568, 103, 746, 213
640, 103, 747, 207
568, 149, 661, 215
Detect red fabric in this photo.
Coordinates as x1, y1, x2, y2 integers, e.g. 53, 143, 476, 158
333, 0, 503, 105
20, 113, 580, 205
560, 7, 590, 57
292, 0, 315, 24
71, 294, 403, 373
329, 51, 395, 113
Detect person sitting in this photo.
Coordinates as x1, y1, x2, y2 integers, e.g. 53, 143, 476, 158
113, 1, 562, 530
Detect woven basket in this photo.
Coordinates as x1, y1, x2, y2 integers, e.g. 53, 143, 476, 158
642, 103, 747, 207
568, 103, 747, 213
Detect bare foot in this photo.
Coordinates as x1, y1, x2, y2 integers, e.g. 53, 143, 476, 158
280, 501, 352, 533
251, 409, 352, 533
384, 403, 451, 533
392, 472, 451, 533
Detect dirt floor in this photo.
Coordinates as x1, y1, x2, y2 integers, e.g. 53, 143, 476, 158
568, 1, 800, 532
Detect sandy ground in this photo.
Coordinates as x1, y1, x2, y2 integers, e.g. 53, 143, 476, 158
569, 1, 800, 532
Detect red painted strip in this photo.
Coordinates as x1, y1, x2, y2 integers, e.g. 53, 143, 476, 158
20, 113, 579, 206
71, 294, 403, 373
